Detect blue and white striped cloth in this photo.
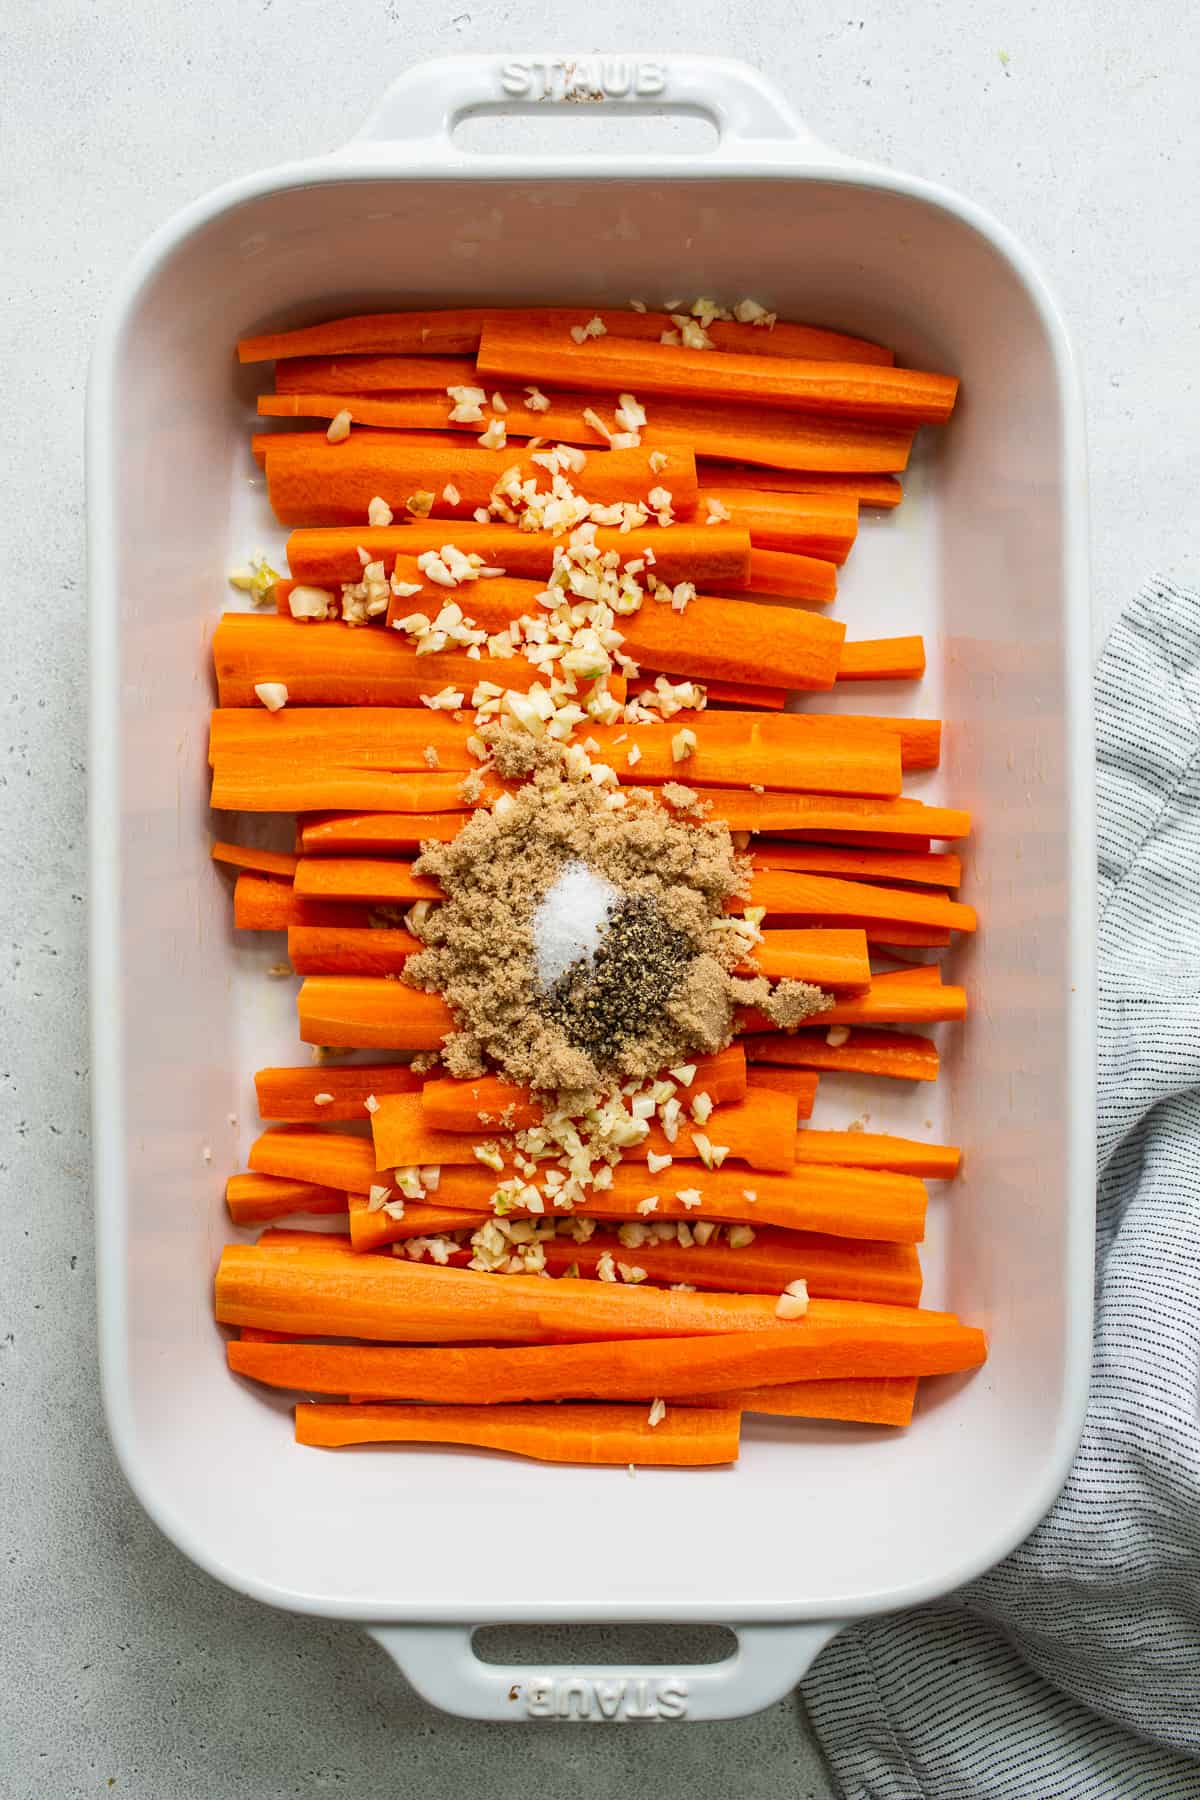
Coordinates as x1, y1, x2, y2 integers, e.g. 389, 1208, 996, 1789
804, 577, 1200, 1798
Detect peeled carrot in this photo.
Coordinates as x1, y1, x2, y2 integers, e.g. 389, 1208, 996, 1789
749, 1028, 939, 1083
296, 817, 463, 855
538, 1227, 921, 1304
264, 441, 697, 528
698, 464, 903, 508
272, 353, 480, 387
286, 925, 420, 976
283, 521, 752, 589
233, 872, 371, 932
699, 489, 858, 563
211, 840, 298, 879
216, 1240, 813, 1342
246, 306, 893, 367
676, 1376, 918, 1424
420, 1046, 747, 1132
226, 1173, 347, 1225
254, 1063, 424, 1123
751, 844, 962, 886
682, 791, 971, 841
794, 1130, 960, 1178
261, 391, 916, 475
293, 1400, 741, 1464
297, 977, 454, 1050
292, 860, 440, 906
249, 1127, 379, 1192
749, 869, 977, 932
213, 766, 485, 818
839, 637, 926, 681
475, 321, 959, 424
649, 678, 788, 711
750, 928, 871, 991
785, 716, 941, 771
371, 1087, 803, 1175
753, 968, 968, 1028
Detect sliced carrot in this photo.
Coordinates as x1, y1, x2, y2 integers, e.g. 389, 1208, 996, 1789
346, 1159, 926, 1248
839, 637, 926, 681
264, 441, 697, 528
286, 925, 420, 976
748, 869, 977, 932
746, 968, 968, 1029
293, 1400, 741, 1464
750, 844, 961, 886
297, 977, 453, 1050
261, 391, 915, 474
699, 489, 858, 563
794, 1130, 960, 1178
537, 1228, 920, 1305
211, 840, 299, 879
683, 791, 971, 841
475, 323, 957, 423
749, 1028, 938, 1083
750, 928, 871, 991
249, 1127, 379, 1192
271, 353, 479, 386
698, 464, 903, 508
295, 817, 463, 855
282, 521, 752, 589
214, 766, 483, 817
371, 1087, 802, 1175
241, 310, 500, 360
254, 1063, 424, 1123
292, 861, 441, 906
225, 1173, 347, 1225
786, 715, 941, 771
676, 1376, 918, 1423
420, 1046, 747, 1133
233, 872, 371, 931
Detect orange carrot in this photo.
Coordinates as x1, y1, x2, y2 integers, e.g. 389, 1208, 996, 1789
286, 925, 420, 976
347, 1158, 927, 1248
225, 1173, 347, 1225
787, 715, 941, 771
295, 817, 464, 855
261, 391, 915, 474
254, 1063, 424, 1123
751, 844, 961, 886
676, 1376, 918, 1423
297, 977, 454, 1050
475, 322, 959, 423
371, 1087, 803, 1175
292, 861, 441, 906
698, 463, 903, 508
293, 1400, 741, 1464
748, 869, 977, 932
420, 1046, 747, 1132
724, 547, 842, 603
233, 872, 371, 931
211, 840, 298, 879
213, 612, 565, 710
537, 1227, 921, 1304
680, 791, 971, 841
249, 1127, 379, 1193
748, 968, 968, 1029
243, 306, 894, 367
272, 353, 479, 387
794, 1130, 960, 1178
216, 1240, 816, 1342
282, 521, 752, 589
214, 766, 486, 817
699, 489, 858, 563
749, 1027, 939, 1083
839, 637, 926, 681
264, 441, 697, 528
751, 928, 871, 990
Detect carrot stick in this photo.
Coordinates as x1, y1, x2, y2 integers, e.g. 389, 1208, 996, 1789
249, 1127, 379, 1192
699, 489, 858, 563
286, 925, 420, 976
229, 1326, 974, 1409
750, 844, 961, 886
347, 1158, 927, 1247
749, 1027, 939, 1083
211, 840, 298, 879
537, 1227, 921, 1304
283, 521, 752, 589
420, 1046, 747, 1132
293, 1400, 741, 1464
292, 861, 441, 906
260, 391, 916, 474
371, 1087, 802, 1174
748, 869, 977, 932
272, 353, 479, 387
683, 791, 971, 841
233, 872, 371, 931
297, 978, 454, 1050
264, 441, 698, 528
676, 1376, 918, 1423
225, 1173, 348, 1225
295, 817, 464, 855
254, 1063, 424, 1123
794, 1130, 960, 1178
698, 464, 903, 508
746, 968, 968, 1029
839, 637, 926, 681
719, 548, 840, 603
750, 928, 871, 990
241, 310, 500, 360
214, 766, 484, 818
216, 1240, 813, 1342
784, 716, 941, 771
475, 322, 958, 424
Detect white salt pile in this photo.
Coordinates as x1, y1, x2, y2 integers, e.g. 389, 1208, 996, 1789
533, 860, 620, 990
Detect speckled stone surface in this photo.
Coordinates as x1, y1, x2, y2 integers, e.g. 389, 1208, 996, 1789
2, 5, 1196, 1794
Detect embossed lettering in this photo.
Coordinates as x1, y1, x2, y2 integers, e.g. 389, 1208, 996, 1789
499, 61, 531, 97
524, 1677, 554, 1717
558, 1679, 593, 1719
657, 1679, 689, 1719
593, 1679, 627, 1719
636, 62, 667, 96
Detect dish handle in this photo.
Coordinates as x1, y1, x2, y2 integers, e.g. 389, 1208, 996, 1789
367, 1620, 843, 1722
340, 53, 848, 167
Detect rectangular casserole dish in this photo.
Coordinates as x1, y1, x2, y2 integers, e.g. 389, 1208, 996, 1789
87, 53, 1094, 1723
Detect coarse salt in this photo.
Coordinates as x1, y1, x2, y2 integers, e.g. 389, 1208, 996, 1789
532, 859, 619, 990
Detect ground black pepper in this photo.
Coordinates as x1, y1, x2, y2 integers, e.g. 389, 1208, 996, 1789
546, 894, 695, 1066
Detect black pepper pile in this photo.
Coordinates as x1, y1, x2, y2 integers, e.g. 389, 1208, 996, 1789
545, 894, 696, 1066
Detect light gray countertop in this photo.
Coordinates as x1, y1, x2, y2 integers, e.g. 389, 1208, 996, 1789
3, 5, 1196, 1794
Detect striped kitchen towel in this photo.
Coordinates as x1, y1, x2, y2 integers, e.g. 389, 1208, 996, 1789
804, 576, 1200, 1799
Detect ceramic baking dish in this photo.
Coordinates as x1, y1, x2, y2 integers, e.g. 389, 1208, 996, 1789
87, 54, 1095, 1722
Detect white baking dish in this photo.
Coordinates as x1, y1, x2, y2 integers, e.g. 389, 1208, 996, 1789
87, 54, 1095, 1723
